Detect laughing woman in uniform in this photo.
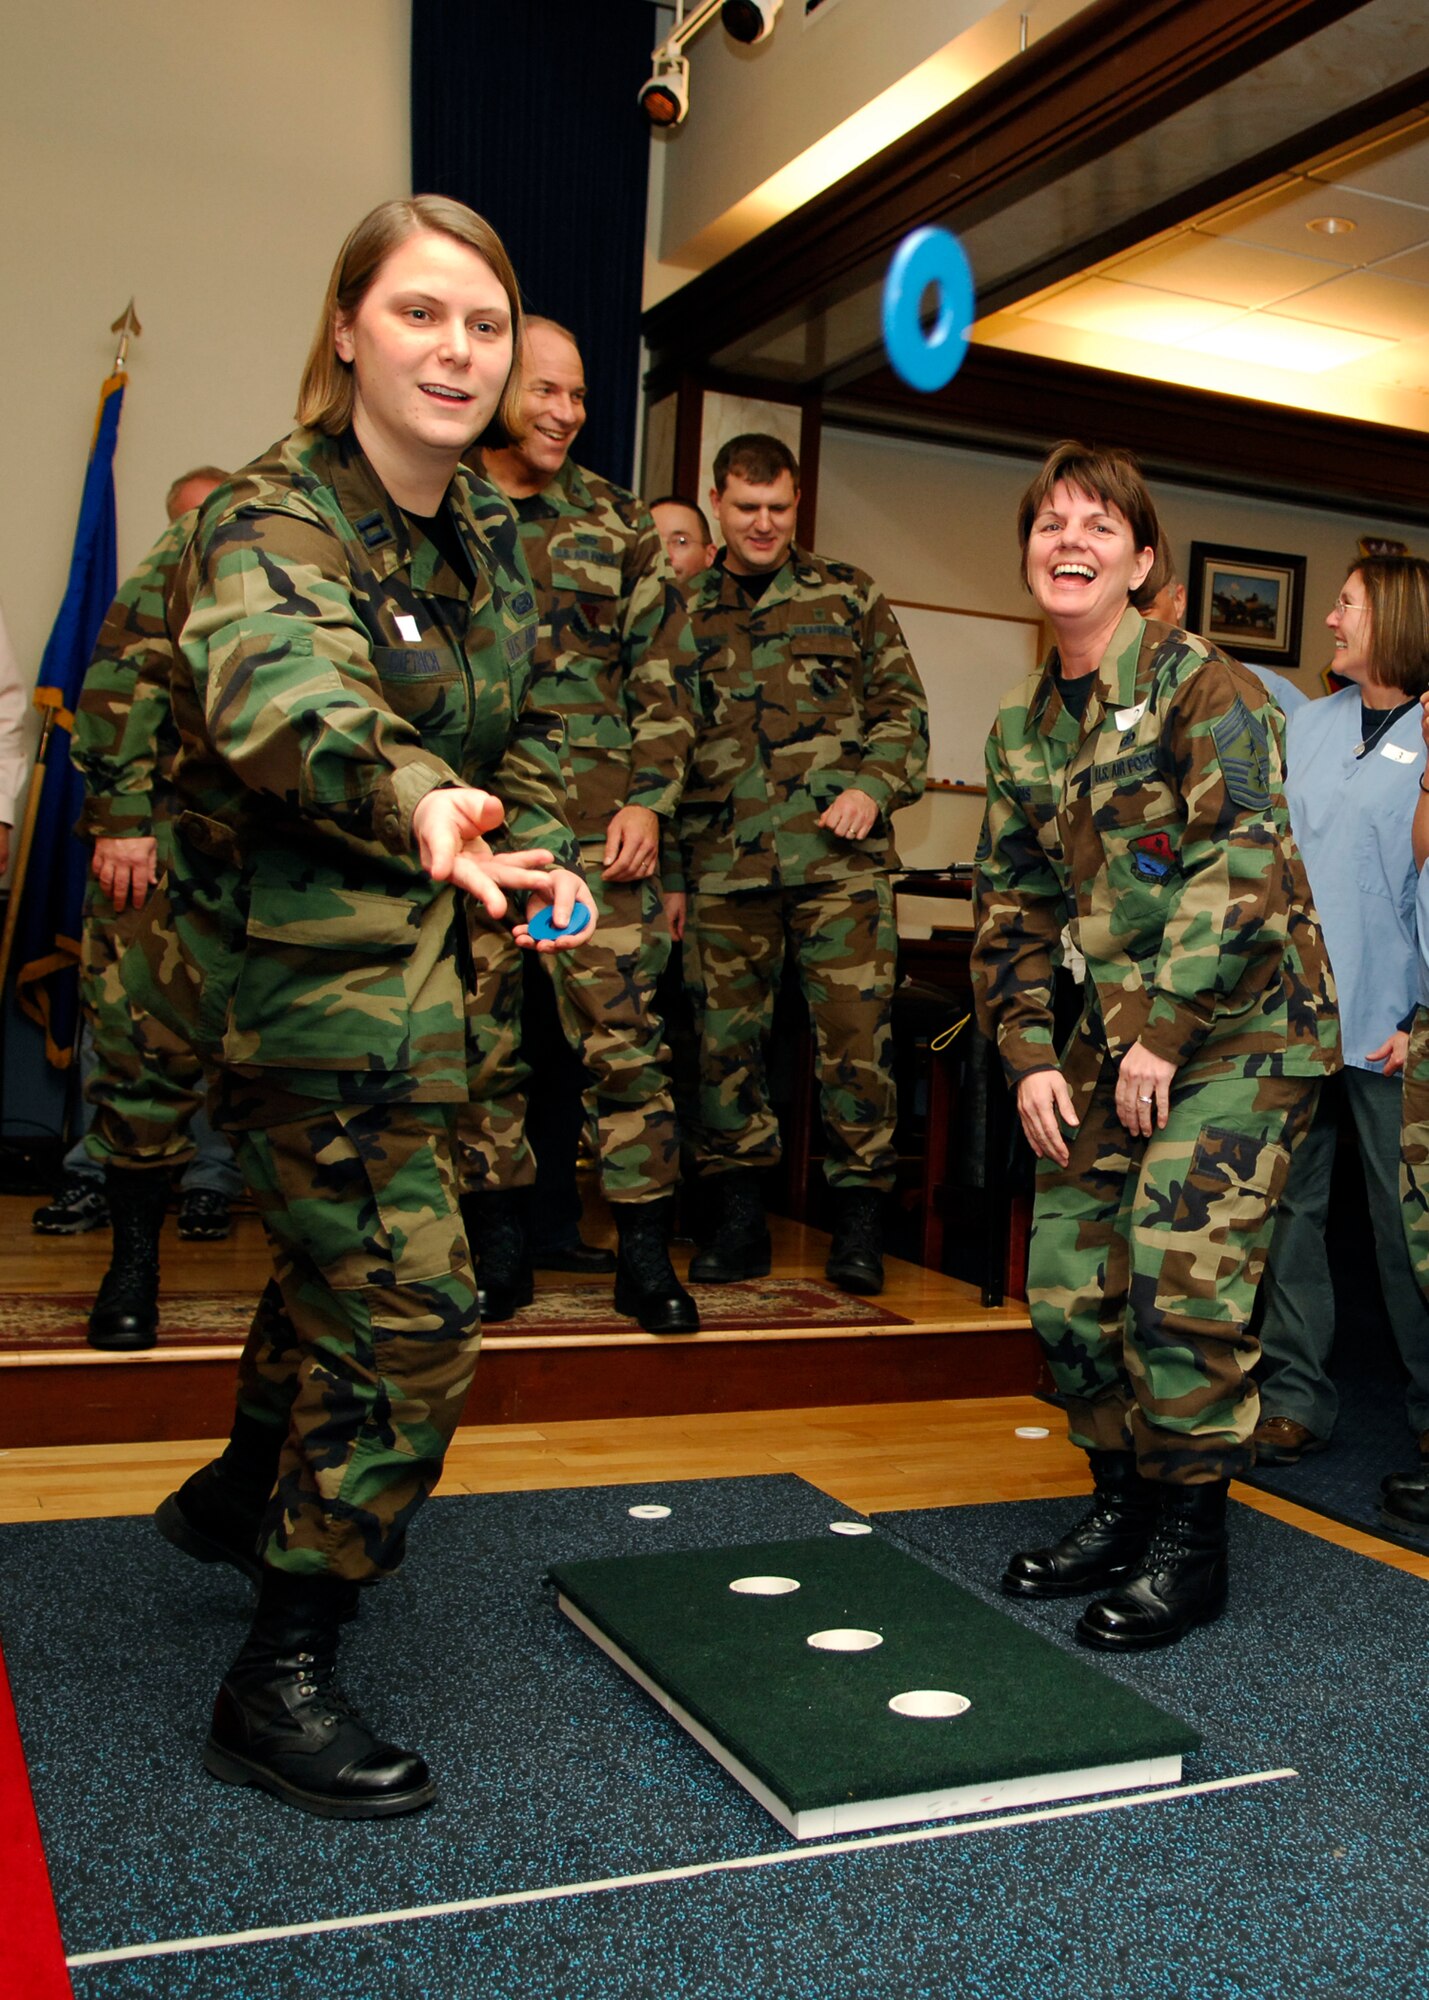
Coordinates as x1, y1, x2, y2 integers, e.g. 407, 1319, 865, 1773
145, 197, 592, 1818
973, 441, 1338, 1651
1253, 558, 1429, 1470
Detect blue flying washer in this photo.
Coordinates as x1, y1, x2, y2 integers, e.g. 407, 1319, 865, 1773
882, 226, 974, 394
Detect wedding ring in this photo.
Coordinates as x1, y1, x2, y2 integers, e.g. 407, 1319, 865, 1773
1139, 1093, 1154, 1102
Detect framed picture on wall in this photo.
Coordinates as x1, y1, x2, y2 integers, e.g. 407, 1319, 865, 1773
1187, 542, 1306, 669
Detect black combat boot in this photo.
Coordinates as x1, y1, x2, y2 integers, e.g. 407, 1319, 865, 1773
613, 1198, 699, 1334
825, 1188, 885, 1296
1076, 1479, 1230, 1651
154, 1411, 283, 1585
688, 1173, 771, 1283
87, 1166, 172, 1351
1002, 1451, 1158, 1598
203, 1568, 435, 1819
1380, 1468, 1429, 1540
459, 1188, 534, 1323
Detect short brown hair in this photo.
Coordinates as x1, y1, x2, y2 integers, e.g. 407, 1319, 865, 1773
650, 493, 713, 543
523, 315, 582, 357
1132, 537, 1178, 616
297, 196, 526, 442
1351, 555, 1429, 695
713, 433, 799, 493
1017, 440, 1159, 586
164, 465, 229, 521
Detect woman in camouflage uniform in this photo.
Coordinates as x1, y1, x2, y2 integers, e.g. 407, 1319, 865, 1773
973, 442, 1337, 1652
145, 199, 592, 1817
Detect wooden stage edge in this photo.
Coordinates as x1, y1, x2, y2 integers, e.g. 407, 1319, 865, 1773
0, 1198, 1037, 1446
0, 1319, 1040, 1448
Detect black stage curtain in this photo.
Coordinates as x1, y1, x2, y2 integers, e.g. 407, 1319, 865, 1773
411, 0, 656, 488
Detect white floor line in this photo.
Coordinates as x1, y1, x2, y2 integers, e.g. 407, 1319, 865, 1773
67, 1767, 1297, 1970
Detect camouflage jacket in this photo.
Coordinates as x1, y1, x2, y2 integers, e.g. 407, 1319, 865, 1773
72, 509, 194, 844
972, 606, 1340, 1085
160, 427, 576, 1098
469, 454, 697, 843
674, 547, 927, 894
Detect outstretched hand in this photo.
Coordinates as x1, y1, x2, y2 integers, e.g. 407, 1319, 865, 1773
413, 787, 534, 918
513, 867, 598, 953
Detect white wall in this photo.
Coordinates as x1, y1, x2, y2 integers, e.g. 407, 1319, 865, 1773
646, 0, 1090, 298
817, 424, 1426, 880
0, 0, 411, 700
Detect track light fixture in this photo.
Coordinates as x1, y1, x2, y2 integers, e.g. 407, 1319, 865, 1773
721, 0, 782, 44
639, 0, 783, 129
638, 48, 691, 129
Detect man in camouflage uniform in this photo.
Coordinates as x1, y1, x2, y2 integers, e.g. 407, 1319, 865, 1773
974, 449, 1339, 1649
63, 472, 245, 1345
670, 433, 927, 1296
464, 318, 700, 1333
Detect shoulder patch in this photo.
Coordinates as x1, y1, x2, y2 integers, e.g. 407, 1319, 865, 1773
1209, 695, 1271, 812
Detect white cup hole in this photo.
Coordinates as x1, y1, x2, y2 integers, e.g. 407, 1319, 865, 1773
806, 1628, 883, 1652
729, 1575, 801, 1596
888, 1689, 972, 1720
628, 1504, 671, 1520
828, 1521, 873, 1536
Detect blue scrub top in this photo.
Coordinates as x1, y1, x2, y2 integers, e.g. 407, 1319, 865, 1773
1285, 685, 1423, 1068
1241, 662, 1310, 715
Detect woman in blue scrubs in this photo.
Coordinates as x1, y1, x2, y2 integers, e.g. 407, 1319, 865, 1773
1254, 556, 1429, 1465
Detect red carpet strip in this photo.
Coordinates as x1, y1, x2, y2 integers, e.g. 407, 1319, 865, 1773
0, 1637, 73, 1997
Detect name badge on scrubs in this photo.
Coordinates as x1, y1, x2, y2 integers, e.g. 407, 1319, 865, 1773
1382, 743, 1417, 765
394, 613, 422, 643
1114, 702, 1146, 731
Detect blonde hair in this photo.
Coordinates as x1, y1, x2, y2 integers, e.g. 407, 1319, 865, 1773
297, 196, 526, 442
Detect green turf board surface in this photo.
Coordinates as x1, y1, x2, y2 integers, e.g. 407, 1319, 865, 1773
551, 1536, 1200, 1821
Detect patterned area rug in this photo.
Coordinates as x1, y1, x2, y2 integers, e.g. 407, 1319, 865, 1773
0, 1280, 909, 1354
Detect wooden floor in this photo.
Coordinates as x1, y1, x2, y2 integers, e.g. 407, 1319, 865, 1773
2, 1192, 1423, 1581
0, 1193, 1006, 1323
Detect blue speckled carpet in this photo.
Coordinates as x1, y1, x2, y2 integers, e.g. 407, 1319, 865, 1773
1243, 1364, 1429, 1553
3, 1477, 1427, 1998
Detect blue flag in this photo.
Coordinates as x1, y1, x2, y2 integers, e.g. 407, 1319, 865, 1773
11, 371, 125, 1067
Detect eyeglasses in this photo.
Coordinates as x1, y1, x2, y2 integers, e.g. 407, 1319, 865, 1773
1332, 597, 1368, 615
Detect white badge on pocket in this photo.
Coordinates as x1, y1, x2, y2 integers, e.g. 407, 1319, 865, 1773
1382, 743, 1417, 765
394, 613, 422, 643
1114, 702, 1147, 731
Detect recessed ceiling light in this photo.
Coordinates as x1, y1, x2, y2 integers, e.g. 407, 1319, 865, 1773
1307, 215, 1357, 236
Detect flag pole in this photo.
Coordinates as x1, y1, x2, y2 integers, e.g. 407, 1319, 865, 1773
0, 304, 139, 1015
0, 709, 56, 998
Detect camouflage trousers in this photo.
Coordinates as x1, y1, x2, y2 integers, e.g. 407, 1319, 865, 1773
221, 1096, 479, 1583
457, 869, 679, 1205
1029, 1037, 1319, 1482
1401, 1006, 1429, 1298
80, 874, 213, 1172
682, 878, 898, 1192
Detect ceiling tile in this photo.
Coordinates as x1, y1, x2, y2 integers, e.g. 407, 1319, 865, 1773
1105, 231, 1344, 307
1271, 270, 1429, 339
1181, 313, 1393, 373
1202, 179, 1429, 267
1374, 241, 1429, 284
1017, 277, 1242, 343
1324, 330, 1429, 391
1309, 119, 1429, 209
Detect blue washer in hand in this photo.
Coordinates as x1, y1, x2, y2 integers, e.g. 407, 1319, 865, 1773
882, 226, 974, 394
527, 900, 592, 942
